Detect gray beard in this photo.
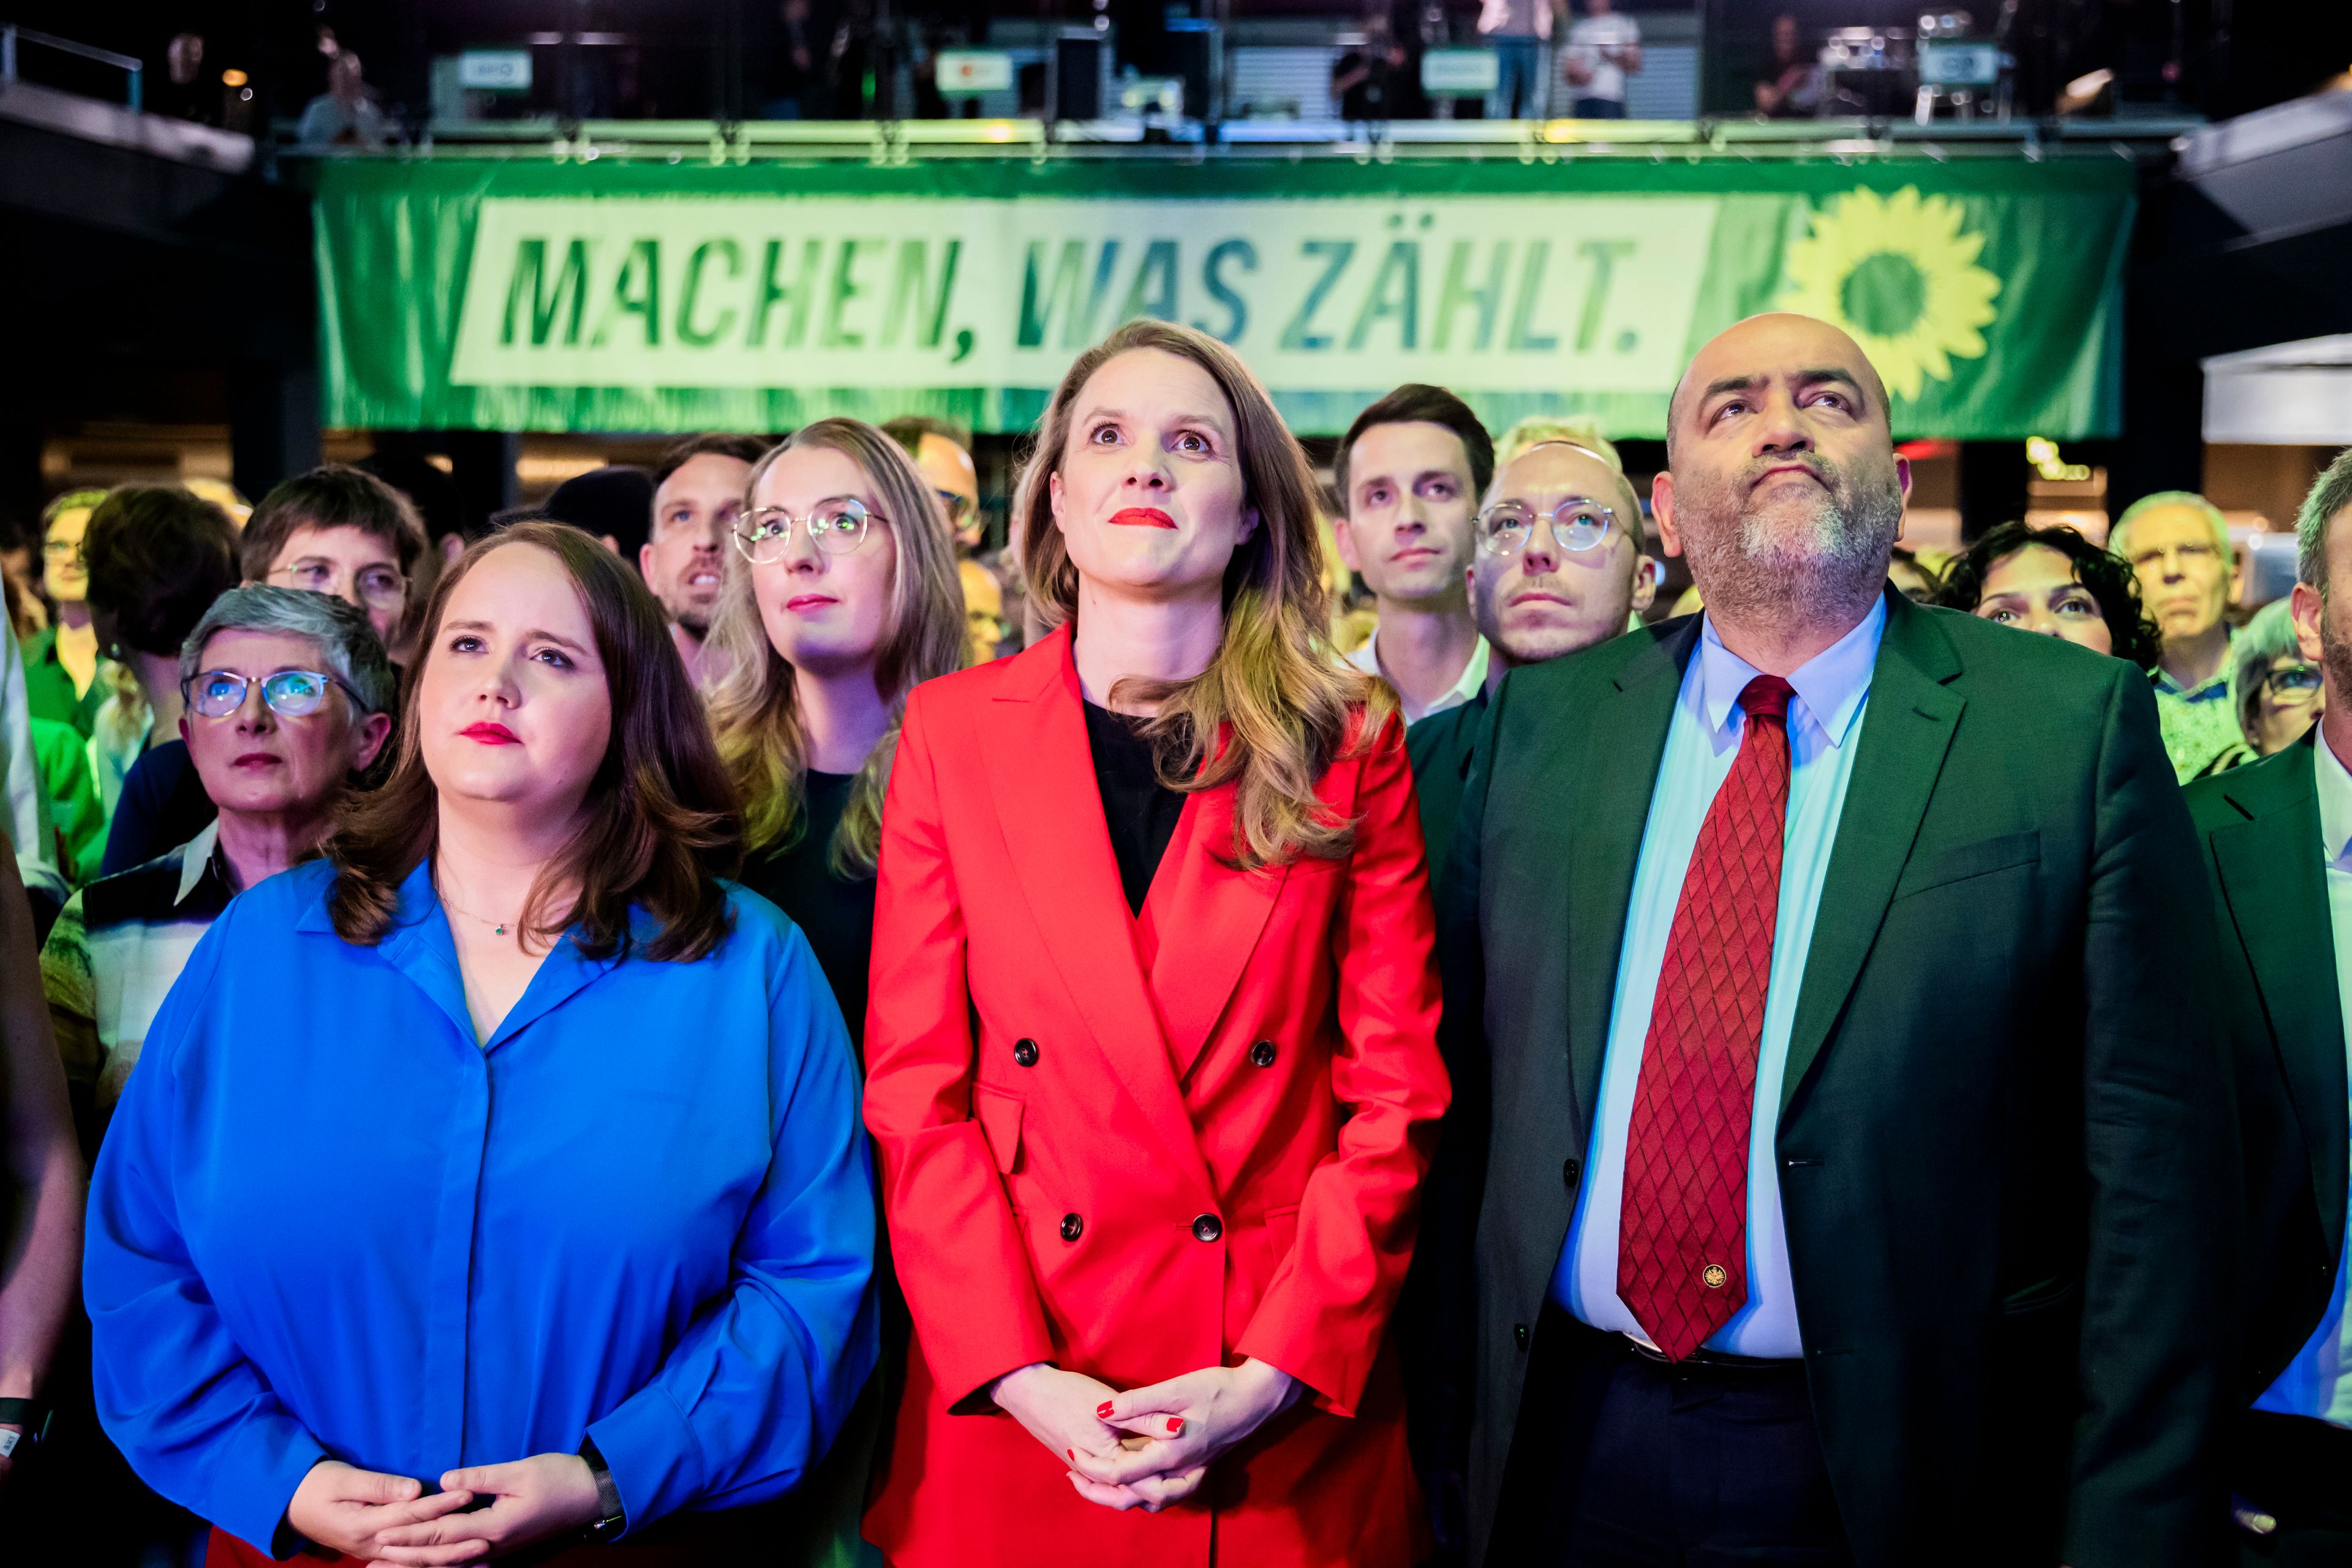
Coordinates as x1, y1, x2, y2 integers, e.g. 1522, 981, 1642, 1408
1683, 470, 1902, 631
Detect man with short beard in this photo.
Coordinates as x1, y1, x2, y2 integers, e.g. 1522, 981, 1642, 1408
643, 433, 766, 684
1436, 314, 2233, 1568
2184, 445, 2352, 1564
1406, 438, 1657, 873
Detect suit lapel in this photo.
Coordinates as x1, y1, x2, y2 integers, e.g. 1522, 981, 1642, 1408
1148, 777, 1289, 1082
1780, 594, 1964, 1114
979, 629, 1213, 1194
2210, 744, 2351, 1262
1564, 622, 1698, 1129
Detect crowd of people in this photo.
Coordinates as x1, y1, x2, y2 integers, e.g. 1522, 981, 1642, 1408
0, 308, 2345, 1567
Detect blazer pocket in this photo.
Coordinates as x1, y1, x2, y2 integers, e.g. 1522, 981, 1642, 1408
1891, 829, 2041, 902
973, 1084, 1023, 1178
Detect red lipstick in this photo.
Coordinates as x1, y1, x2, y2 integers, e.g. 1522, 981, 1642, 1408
1109, 507, 1177, 529
461, 722, 521, 745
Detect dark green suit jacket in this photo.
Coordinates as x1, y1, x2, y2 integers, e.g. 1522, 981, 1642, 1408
2183, 734, 2348, 1404
1438, 590, 2237, 1568
1406, 692, 1487, 880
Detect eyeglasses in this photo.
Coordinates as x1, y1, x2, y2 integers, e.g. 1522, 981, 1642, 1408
270, 560, 408, 611
934, 489, 976, 528
1476, 497, 1619, 557
183, 668, 363, 720
2256, 662, 2324, 703
734, 497, 877, 564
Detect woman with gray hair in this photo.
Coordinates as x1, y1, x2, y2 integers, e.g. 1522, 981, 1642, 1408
42, 585, 394, 1129
2197, 597, 2326, 777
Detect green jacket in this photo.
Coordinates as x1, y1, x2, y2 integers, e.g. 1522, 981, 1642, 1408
1404, 690, 1487, 882
2182, 733, 2347, 1404
1439, 589, 2236, 1568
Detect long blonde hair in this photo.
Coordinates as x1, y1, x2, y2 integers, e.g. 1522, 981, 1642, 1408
704, 418, 968, 876
1017, 320, 1392, 870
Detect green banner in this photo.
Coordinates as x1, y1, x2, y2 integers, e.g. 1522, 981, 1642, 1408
312, 157, 2134, 440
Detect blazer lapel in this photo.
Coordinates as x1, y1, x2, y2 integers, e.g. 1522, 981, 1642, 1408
1564, 622, 1699, 1129
1149, 778, 1288, 1082
979, 629, 1214, 1194
2210, 744, 2351, 1262
1780, 594, 1964, 1113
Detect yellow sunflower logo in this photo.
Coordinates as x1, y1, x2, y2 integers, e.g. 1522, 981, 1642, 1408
1781, 186, 2001, 402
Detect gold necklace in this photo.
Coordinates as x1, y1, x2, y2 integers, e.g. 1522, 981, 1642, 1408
435, 877, 522, 938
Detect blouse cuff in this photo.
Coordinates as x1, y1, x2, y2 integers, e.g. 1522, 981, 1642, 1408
584, 1384, 698, 1537
230, 1431, 331, 1562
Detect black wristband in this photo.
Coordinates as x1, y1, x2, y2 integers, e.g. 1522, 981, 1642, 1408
578, 1438, 625, 1540
0, 1398, 47, 1448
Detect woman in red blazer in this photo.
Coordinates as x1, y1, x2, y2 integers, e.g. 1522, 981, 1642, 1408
861, 320, 1450, 1567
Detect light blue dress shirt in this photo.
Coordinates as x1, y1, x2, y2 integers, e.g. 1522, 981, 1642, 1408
2252, 733, 2352, 1426
85, 859, 880, 1551
1554, 598, 1885, 1359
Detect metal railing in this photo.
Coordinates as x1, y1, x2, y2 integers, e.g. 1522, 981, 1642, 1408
338, 110, 2202, 169
0, 23, 143, 110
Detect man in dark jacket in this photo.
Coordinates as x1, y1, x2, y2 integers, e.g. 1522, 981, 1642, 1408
2185, 445, 2352, 1564
1437, 312, 2236, 1567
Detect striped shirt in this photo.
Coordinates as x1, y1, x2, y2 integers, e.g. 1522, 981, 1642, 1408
42, 820, 232, 1115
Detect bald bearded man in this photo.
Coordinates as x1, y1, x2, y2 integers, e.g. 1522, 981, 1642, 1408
1439, 315, 2234, 1567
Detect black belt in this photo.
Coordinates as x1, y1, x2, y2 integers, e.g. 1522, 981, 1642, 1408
1624, 1337, 1804, 1376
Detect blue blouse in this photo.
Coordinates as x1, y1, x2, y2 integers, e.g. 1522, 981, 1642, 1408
84, 858, 878, 1553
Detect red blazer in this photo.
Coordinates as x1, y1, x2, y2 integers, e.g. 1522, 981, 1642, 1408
861, 625, 1449, 1568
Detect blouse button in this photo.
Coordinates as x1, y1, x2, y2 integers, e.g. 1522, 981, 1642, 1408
1191, 1213, 1223, 1243
1250, 1040, 1277, 1068
1060, 1213, 1084, 1243
1013, 1038, 1040, 1068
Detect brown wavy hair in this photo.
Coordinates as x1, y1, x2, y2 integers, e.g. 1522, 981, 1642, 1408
703, 418, 969, 876
325, 521, 743, 962
1016, 319, 1393, 869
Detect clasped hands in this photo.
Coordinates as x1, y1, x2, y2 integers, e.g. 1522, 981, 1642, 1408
992, 1359, 1304, 1513
283, 1451, 602, 1564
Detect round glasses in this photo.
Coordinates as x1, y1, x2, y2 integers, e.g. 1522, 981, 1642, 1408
269, 560, 407, 611
2256, 662, 2324, 704
1476, 497, 1618, 557
934, 488, 976, 527
184, 668, 362, 720
734, 497, 876, 565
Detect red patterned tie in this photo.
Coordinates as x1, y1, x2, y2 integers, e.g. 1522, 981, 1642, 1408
1618, 673, 1795, 1362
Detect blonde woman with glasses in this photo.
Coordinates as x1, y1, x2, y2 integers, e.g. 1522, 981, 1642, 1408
701, 417, 963, 1568
704, 418, 967, 1054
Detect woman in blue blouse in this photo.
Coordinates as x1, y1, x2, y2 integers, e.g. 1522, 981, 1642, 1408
84, 521, 878, 1566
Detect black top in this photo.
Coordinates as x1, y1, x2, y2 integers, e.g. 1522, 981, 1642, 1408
739, 771, 876, 1050
1082, 701, 1185, 916
102, 741, 217, 880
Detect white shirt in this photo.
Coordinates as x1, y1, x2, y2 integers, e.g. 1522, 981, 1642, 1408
1553, 598, 1884, 1358
1477, 0, 1553, 42
1346, 629, 1490, 725
2252, 733, 2352, 1427
1566, 13, 1641, 102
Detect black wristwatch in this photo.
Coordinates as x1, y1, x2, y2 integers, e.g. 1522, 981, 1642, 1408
579, 1438, 626, 1541
0, 1398, 48, 1461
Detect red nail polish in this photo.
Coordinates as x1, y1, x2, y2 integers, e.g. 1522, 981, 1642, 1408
1168, 1417, 1184, 1435
1096, 1401, 1114, 1418
1067, 1448, 1075, 1460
